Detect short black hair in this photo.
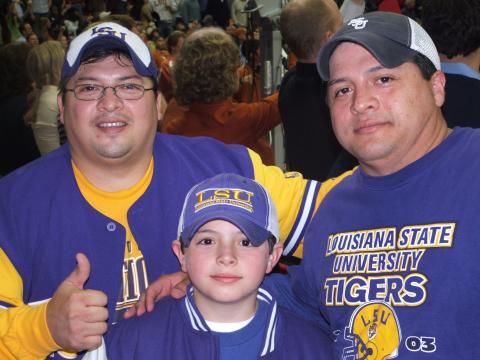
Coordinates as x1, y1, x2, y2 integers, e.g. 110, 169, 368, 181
421, 0, 480, 58
266, 235, 277, 254
408, 52, 438, 80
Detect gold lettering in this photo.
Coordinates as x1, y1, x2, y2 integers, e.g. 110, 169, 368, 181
214, 189, 230, 198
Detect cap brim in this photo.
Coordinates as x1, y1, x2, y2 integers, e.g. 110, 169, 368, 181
180, 210, 273, 247
317, 31, 417, 81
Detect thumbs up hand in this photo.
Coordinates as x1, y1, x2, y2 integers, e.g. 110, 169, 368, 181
46, 253, 109, 352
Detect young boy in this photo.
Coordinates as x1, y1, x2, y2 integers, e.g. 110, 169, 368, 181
103, 173, 333, 359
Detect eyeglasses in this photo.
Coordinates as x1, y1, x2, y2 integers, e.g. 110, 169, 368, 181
65, 83, 155, 101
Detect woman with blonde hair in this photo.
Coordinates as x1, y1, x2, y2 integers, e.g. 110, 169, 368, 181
25, 40, 64, 154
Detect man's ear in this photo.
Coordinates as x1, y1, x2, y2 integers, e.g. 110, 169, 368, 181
57, 94, 65, 124
172, 240, 187, 272
430, 70, 446, 108
265, 243, 284, 274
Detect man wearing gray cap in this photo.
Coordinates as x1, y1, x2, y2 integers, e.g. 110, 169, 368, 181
274, 11, 480, 359
0, 22, 321, 359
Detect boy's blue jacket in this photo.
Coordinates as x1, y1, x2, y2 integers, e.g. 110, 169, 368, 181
105, 286, 334, 359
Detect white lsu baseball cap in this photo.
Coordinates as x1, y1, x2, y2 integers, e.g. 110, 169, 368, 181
61, 22, 158, 83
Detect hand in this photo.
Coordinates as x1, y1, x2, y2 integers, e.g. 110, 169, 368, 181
46, 253, 108, 352
241, 74, 253, 85
124, 271, 189, 319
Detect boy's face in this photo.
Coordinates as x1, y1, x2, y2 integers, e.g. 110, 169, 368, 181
172, 220, 282, 321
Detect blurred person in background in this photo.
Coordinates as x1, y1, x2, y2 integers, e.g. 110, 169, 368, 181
279, 0, 356, 181
23, 0, 36, 26
25, 40, 65, 155
13, 0, 25, 19
150, 0, 178, 37
18, 21, 35, 42
37, 15, 55, 42
32, 0, 51, 36
339, 0, 365, 22
58, 33, 68, 48
421, 0, 480, 128
230, 0, 246, 26
204, 0, 230, 27
234, 36, 262, 103
180, 0, 201, 25
0, 43, 40, 176
162, 28, 280, 165
1, 0, 23, 44
156, 30, 186, 102
141, 0, 156, 26
27, 31, 40, 45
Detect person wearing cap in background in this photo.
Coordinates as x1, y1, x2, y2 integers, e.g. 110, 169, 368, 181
268, 11, 480, 359
0, 22, 321, 359
94, 174, 333, 360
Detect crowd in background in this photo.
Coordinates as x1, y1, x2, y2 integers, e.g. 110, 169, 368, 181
1, 0, 478, 177
0, 0, 255, 48
0, 0, 263, 175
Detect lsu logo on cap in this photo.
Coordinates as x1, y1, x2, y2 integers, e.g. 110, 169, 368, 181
348, 17, 369, 30
90, 26, 127, 41
195, 188, 255, 213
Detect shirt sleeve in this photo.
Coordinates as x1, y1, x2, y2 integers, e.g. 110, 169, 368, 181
243, 92, 282, 140
264, 273, 326, 324
30, 86, 61, 155
248, 149, 320, 258
0, 248, 59, 359
31, 123, 61, 155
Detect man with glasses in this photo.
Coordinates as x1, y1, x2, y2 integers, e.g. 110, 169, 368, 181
65, 83, 156, 101
0, 22, 320, 359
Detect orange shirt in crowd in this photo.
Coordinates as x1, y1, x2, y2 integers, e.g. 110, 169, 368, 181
161, 93, 281, 165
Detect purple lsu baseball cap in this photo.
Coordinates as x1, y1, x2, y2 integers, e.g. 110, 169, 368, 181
317, 11, 441, 81
61, 22, 157, 83
177, 173, 280, 247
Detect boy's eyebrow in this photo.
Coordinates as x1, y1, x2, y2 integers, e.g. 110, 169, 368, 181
195, 229, 218, 234
195, 228, 245, 236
